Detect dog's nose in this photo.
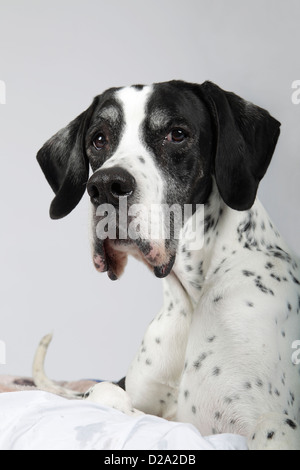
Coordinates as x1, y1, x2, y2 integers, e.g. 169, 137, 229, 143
87, 167, 136, 206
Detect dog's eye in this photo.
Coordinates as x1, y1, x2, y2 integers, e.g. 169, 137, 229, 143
165, 128, 188, 143
93, 133, 107, 150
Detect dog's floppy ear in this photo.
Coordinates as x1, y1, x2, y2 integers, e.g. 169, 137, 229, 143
37, 97, 98, 219
199, 81, 281, 211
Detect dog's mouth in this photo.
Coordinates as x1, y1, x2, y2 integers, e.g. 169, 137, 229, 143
93, 237, 176, 280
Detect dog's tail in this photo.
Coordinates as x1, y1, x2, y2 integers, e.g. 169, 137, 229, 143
32, 333, 83, 399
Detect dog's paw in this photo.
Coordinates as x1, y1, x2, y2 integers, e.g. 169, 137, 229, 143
83, 381, 144, 417
249, 412, 300, 450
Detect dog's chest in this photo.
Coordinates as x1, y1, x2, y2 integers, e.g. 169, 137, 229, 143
127, 195, 300, 435
166, 200, 300, 434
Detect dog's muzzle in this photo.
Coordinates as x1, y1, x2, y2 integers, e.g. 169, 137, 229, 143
87, 167, 176, 281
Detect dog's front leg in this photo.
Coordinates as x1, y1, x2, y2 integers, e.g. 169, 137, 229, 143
125, 273, 193, 420
81, 273, 192, 419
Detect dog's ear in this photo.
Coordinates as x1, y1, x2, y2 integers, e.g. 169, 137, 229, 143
198, 81, 281, 211
37, 97, 98, 219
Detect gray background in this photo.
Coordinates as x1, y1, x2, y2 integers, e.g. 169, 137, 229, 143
0, 0, 299, 381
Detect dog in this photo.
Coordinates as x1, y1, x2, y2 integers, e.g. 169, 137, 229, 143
34, 80, 300, 450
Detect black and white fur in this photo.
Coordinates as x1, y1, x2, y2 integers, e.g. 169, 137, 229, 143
34, 81, 300, 450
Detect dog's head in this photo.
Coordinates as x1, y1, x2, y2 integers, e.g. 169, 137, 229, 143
37, 81, 280, 280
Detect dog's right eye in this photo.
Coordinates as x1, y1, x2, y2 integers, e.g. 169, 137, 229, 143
165, 128, 188, 144
93, 133, 107, 150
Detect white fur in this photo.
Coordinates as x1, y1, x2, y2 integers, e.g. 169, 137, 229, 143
100, 87, 166, 241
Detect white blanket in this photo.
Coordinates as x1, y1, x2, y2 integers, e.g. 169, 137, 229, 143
0, 391, 248, 450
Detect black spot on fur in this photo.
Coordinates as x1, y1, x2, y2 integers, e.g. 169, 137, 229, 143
208, 335, 216, 342
132, 84, 145, 90
213, 367, 221, 376
270, 273, 281, 282
254, 277, 274, 295
270, 248, 292, 264
224, 397, 233, 404
289, 271, 300, 286
243, 270, 255, 277
198, 261, 204, 276
204, 215, 215, 233
286, 419, 297, 430
193, 352, 208, 370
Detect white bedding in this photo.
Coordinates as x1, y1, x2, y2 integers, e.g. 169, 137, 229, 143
0, 391, 248, 450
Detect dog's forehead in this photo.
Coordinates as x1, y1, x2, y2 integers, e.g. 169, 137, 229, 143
94, 82, 199, 129
147, 82, 203, 124
115, 85, 153, 125
92, 85, 151, 130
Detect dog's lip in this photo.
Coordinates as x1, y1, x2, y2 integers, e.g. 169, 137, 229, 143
135, 240, 176, 277
93, 238, 176, 280
93, 242, 108, 273
153, 255, 176, 278
93, 239, 127, 281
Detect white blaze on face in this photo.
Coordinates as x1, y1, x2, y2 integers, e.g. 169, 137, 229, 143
91, 86, 177, 278
101, 86, 166, 242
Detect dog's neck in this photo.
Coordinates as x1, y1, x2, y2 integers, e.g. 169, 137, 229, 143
171, 181, 222, 306
172, 181, 281, 307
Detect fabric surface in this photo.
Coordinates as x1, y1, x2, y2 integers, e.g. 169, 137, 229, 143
0, 390, 248, 450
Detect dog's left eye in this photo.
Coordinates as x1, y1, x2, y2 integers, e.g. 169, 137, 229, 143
165, 128, 188, 143
92, 133, 107, 150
